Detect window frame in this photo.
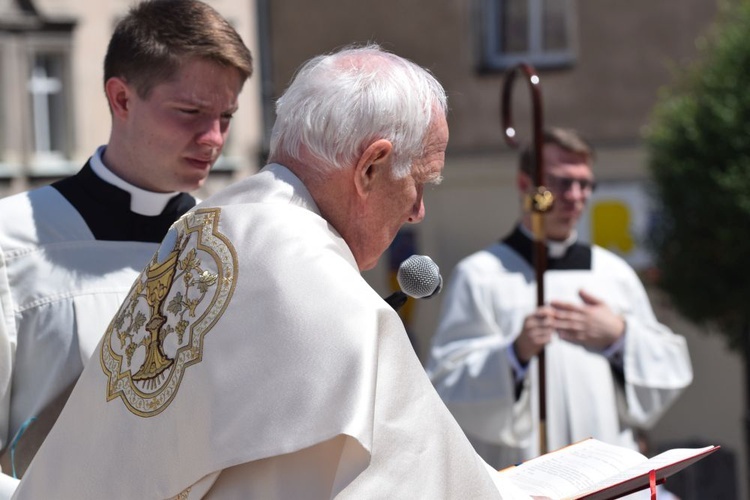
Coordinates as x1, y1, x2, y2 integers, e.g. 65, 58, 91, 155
478, 0, 578, 72
0, 38, 6, 166
24, 34, 75, 175
0, 32, 23, 178
0, 3, 76, 180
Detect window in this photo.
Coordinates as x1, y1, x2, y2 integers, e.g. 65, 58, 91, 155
479, 0, 577, 71
29, 52, 69, 163
0, 46, 5, 164
0, 0, 75, 178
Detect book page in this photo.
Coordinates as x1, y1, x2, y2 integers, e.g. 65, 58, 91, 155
579, 445, 718, 496
499, 439, 646, 498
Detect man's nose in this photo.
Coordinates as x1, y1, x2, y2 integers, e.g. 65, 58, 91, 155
407, 198, 425, 224
197, 118, 225, 148
567, 181, 584, 198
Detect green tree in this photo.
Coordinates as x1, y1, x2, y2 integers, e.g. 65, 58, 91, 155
646, 0, 750, 490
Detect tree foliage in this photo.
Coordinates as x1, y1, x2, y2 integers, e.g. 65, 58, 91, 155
646, 0, 750, 350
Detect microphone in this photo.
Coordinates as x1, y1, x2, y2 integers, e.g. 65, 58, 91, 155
384, 254, 443, 311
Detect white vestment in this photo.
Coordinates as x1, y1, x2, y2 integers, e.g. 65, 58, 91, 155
0, 151, 194, 497
14, 164, 520, 499
426, 235, 693, 470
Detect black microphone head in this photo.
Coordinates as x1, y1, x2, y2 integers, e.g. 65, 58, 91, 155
396, 254, 442, 299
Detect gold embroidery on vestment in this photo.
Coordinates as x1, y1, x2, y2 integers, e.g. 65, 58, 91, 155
171, 486, 191, 499
100, 208, 238, 417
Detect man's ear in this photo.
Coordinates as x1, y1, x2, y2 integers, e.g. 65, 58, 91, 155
517, 171, 533, 193
105, 77, 133, 120
353, 139, 394, 197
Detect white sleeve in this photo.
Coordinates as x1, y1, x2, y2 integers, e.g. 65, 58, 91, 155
426, 263, 532, 446
618, 263, 693, 427
0, 247, 16, 451
0, 466, 19, 499
0, 246, 21, 499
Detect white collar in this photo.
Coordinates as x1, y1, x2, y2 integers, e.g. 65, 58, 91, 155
89, 145, 180, 216
519, 224, 578, 259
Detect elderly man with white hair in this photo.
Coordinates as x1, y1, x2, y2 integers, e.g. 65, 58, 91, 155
13, 45, 535, 499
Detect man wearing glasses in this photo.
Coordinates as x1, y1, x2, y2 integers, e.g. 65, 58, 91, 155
426, 127, 693, 473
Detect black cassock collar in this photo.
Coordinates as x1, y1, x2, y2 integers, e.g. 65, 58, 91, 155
52, 163, 196, 243
502, 225, 592, 271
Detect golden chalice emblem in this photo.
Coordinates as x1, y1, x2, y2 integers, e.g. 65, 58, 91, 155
131, 247, 180, 385
101, 208, 237, 417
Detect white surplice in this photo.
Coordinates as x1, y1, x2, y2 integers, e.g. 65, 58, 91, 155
0, 148, 195, 498
426, 238, 693, 470
0, 186, 162, 496
0, 187, 159, 440
14, 164, 519, 499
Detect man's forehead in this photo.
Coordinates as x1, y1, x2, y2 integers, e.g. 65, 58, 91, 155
546, 162, 593, 178
544, 146, 591, 174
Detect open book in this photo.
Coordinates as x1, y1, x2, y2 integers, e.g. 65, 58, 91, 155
493, 437, 718, 500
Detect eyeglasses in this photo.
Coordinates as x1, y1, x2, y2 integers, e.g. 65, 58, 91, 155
546, 175, 597, 194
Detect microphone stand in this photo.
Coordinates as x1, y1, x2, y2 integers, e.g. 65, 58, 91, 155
501, 63, 553, 456
384, 291, 408, 311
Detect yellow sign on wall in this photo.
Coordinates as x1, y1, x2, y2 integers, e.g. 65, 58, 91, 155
578, 182, 654, 271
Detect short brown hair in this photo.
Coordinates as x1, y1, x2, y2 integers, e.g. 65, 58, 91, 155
519, 127, 594, 177
104, 0, 253, 98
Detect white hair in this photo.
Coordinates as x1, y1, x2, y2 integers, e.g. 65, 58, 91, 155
269, 44, 448, 179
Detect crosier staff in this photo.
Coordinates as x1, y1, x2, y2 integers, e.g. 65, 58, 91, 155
500, 62, 553, 455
